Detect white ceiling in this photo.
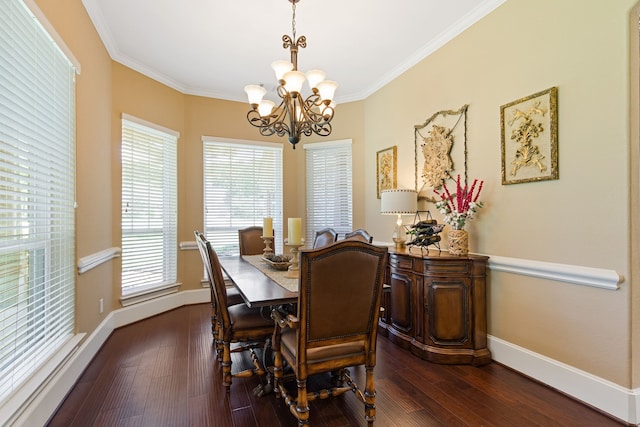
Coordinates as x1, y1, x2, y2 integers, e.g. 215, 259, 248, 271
81, 0, 504, 104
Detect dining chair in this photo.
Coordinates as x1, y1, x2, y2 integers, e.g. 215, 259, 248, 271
195, 231, 245, 344
238, 226, 266, 255
312, 227, 338, 248
195, 231, 274, 391
271, 240, 389, 426
344, 228, 374, 243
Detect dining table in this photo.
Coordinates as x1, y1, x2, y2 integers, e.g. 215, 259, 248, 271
218, 254, 298, 308
218, 254, 299, 397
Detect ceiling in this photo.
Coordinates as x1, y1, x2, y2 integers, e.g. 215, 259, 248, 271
81, 0, 504, 104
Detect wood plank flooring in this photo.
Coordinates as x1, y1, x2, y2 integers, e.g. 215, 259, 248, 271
47, 304, 625, 426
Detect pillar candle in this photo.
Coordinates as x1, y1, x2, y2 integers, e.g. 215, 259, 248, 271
288, 217, 302, 245
263, 217, 273, 237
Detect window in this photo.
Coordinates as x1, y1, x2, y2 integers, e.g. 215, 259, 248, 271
121, 115, 178, 299
304, 140, 353, 245
203, 137, 283, 256
0, 0, 77, 407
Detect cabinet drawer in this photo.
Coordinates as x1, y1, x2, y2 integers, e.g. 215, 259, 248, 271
389, 254, 415, 270
423, 260, 470, 275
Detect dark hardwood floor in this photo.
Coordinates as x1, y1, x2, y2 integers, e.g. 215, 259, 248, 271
47, 304, 624, 427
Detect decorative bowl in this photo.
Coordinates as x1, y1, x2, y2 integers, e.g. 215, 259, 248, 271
262, 255, 292, 271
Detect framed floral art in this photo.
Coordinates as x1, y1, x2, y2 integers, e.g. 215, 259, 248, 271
500, 87, 558, 185
376, 146, 397, 199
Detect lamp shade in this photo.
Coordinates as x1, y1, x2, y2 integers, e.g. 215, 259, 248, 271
316, 80, 338, 102
381, 189, 417, 215
244, 85, 267, 106
283, 70, 306, 94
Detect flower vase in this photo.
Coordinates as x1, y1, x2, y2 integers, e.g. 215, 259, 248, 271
448, 228, 469, 256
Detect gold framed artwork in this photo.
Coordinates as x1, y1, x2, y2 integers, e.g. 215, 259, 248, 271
376, 146, 397, 199
500, 86, 558, 185
414, 104, 468, 201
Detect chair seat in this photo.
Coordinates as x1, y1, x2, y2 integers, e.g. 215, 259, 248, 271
226, 286, 244, 306
228, 303, 274, 330
281, 328, 365, 363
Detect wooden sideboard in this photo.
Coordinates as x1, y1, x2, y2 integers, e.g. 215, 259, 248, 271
379, 247, 491, 366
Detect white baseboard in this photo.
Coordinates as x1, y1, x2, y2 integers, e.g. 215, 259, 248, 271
13, 288, 639, 426
488, 335, 639, 425
13, 288, 210, 427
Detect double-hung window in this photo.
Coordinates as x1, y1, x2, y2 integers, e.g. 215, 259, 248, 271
202, 137, 283, 256
121, 115, 178, 301
304, 140, 353, 245
0, 0, 77, 413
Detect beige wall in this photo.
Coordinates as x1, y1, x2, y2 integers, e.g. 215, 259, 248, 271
363, 0, 636, 387
35, 0, 638, 392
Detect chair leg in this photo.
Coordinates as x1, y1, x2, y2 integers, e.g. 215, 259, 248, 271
272, 331, 283, 398
364, 366, 376, 425
215, 320, 224, 360
221, 341, 232, 391
295, 378, 310, 426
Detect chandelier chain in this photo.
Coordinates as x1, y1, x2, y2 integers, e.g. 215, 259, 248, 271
291, 1, 297, 41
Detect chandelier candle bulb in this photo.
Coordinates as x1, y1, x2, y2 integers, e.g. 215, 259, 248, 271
288, 218, 302, 245
263, 218, 273, 237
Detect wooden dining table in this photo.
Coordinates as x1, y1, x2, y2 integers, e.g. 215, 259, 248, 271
218, 254, 298, 308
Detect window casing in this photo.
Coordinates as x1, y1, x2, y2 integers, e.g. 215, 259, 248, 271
202, 137, 283, 256
0, 0, 76, 406
304, 140, 353, 245
121, 115, 178, 297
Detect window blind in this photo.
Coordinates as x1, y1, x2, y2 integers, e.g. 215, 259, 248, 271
0, 0, 76, 405
202, 137, 283, 256
121, 117, 178, 296
304, 140, 353, 245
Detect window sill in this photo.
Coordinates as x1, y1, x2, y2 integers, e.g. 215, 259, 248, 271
120, 282, 181, 307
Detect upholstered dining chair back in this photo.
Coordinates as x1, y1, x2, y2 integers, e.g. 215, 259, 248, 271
312, 227, 338, 248
344, 228, 373, 243
194, 230, 216, 314
238, 226, 265, 255
299, 240, 387, 349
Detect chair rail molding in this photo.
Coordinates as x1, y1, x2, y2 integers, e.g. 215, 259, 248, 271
77, 247, 121, 274
484, 254, 623, 290
179, 241, 197, 250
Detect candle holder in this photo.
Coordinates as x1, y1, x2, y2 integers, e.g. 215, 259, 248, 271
284, 238, 304, 279
261, 235, 274, 256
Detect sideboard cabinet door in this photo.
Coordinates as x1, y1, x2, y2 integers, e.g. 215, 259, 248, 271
425, 277, 470, 347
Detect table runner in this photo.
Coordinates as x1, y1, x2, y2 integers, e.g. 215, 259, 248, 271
242, 255, 299, 292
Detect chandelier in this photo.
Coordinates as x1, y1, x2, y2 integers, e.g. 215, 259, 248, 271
244, 0, 338, 149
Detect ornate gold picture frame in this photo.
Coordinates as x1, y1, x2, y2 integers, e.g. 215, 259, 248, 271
501, 87, 558, 185
376, 146, 397, 199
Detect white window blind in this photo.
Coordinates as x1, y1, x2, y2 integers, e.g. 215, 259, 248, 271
0, 0, 76, 405
304, 140, 353, 246
203, 137, 283, 256
121, 116, 178, 296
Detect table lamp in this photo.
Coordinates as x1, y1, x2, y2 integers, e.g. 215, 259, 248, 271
381, 189, 418, 249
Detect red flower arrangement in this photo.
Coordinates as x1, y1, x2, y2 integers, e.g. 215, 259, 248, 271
434, 175, 484, 230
